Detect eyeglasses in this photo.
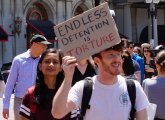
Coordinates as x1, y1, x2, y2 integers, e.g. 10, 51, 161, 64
106, 53, 122, 59
144, 50, 150, 53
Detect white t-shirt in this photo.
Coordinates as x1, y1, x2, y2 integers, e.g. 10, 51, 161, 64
68, 75, 149, 120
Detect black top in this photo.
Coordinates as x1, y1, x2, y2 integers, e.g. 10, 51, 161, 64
71, 61, 96, 86
20, 87, 69, 120
144, 59, 157, 78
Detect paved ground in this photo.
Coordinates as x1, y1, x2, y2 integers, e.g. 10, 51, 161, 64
0, 94, 14, 120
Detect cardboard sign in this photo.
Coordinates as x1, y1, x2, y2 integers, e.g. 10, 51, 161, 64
54, 2, 121, 61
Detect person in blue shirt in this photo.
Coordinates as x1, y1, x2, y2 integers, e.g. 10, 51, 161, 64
127, 42, 144, 84
132, 54, 145, 82
2, 35, 51, 120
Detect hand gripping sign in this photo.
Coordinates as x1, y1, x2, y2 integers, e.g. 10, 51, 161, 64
54, 2, 121, 61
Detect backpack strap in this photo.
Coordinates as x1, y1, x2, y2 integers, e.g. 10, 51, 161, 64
79, 77, 136, 120
126, 79, 136, 120
80, 77, 93, 120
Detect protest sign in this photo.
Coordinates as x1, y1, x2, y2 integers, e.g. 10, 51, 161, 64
54, 2, 120, 61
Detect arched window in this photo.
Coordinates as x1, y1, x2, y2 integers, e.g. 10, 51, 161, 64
26, 2, 50, 48
74, 4, 88, 16
74, 6, 84, 16
27, 2, 48, 21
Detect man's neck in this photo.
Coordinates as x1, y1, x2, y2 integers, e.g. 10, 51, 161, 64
30, 49, 40, 58
98, 73, 118, 85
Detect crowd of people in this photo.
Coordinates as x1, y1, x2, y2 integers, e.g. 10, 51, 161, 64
0, 34, 165, 120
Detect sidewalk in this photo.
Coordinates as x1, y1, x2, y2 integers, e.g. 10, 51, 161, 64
0, 94, 14, 120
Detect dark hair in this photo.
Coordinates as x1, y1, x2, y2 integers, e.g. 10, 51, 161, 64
134, 46, 142, 57
122, 50, 135, 75
127, 42, 134, 48
92, 41, 124, 59
34, 48, 64, 108
153, 45, 165, 55
143, 47, 154, 58
155, 50, 165, 73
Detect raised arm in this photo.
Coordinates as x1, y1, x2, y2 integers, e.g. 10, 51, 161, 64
51, 56, 77, 119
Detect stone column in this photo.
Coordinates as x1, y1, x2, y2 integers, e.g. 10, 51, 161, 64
56, 0, 66, 23
2, 0, 14, 63
124, 4, 132, 40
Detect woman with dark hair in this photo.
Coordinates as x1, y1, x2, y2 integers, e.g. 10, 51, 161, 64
122, 50, 137, 80
19, 48, 68, 120
143, 50, 165, 120
143, 44, 157, 78
71, 57, 97, 86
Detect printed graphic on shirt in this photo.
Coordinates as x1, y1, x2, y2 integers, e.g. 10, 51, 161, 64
119, 92, 129, 106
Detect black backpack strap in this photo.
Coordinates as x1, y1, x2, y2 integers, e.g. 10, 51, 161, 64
126, 79, 136, 120
80, 77, 93, 120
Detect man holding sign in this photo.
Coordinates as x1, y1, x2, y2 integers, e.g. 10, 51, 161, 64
52, 3, 149, 120
52, 41, 149, 120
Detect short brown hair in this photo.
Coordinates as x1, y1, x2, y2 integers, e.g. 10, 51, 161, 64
92, 41, 123, 59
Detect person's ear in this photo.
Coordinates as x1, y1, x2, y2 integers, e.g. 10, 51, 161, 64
94, 57, 100, 65
30, 42, 36, 48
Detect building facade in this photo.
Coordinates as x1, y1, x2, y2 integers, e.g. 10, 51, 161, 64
0, 0, 165, 67
112, 0, 165, 46
0, 0, 95, 67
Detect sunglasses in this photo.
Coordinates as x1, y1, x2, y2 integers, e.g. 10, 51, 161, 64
144, 50, 150, 53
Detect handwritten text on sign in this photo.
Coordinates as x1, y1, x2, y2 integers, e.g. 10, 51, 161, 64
54, 2, 120, 61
